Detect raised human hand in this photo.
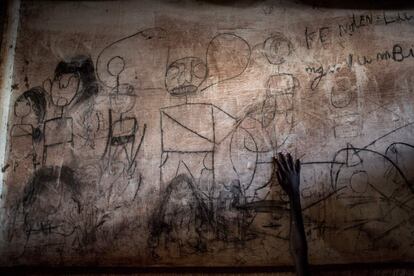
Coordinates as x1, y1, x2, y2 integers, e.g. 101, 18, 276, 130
274, 152, 301, 197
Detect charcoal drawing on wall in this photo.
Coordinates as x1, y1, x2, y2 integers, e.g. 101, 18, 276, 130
1, 0, 414, 267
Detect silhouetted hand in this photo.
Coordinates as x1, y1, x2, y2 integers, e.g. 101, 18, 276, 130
274, 152, 301, 197
275, 153, 309, 276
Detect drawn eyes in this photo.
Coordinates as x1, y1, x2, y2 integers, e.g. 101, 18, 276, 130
166, 65, 181, 79
192, 62, 207, 79
167, 62, 207, 83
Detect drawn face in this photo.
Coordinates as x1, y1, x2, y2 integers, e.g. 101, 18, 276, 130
109, 84, 136, 114
51, 73, 80, 107
263, 33, 293, 65
14, 97, 32, 118
165, 57, 207, 96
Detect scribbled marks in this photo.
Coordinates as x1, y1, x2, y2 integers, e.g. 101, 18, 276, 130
229, 127, 258, 198
21, 166, 81, 253
148, 174, 212, 259
262, 33, 293, 65
327, 143, 414, 252
333, 113, 362, 138
329, 68, 361, 139
385, 142, 414, 192
235, 72, 299, 154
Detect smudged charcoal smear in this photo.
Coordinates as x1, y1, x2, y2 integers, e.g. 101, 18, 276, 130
22, 166, 82, 213
55, 55, 98, 106
148, 174, 213, 258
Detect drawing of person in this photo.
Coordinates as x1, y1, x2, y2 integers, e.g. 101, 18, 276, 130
229, 73, 299, 203
10, 87, 47, 171
101, 56, 146, 178
160, 95, 237, 200
42, 55, 98, 166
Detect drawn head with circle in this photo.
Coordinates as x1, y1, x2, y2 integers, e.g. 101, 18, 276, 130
48, 72, 81, 109
165, 57, 208, 97
263, 33, 294, 65
106, 55, 136, 114
14, 87, 47, 124
107, 56, 125, 85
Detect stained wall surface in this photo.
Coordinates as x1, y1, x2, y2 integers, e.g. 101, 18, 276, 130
1, 0, 414, 267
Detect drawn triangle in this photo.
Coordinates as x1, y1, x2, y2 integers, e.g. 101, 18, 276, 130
346, 143, 363, 167
162, 104, 214, 142
162, 111, 214, 152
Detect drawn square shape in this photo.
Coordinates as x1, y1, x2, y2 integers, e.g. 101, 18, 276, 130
267, 74, 297, 95
11, 124, 33, 138
112, 117, 137, 138
161, 105, 214, 152
275, 93, 294, 113
333, 113, 362, 138
44, 117, 73, 146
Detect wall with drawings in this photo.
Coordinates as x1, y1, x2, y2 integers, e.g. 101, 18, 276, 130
1, 0, 414, 266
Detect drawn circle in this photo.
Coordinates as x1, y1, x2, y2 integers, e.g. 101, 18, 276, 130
56, 97, 69, 107
51, 74, 80, 107
192, 62, 208, 79
331, 77, 353, 108
107, 56, 125, 77
205, 33, 250, 84
350, 170, 369, 193
263, 33, 293, 65
14, 97, 32, 118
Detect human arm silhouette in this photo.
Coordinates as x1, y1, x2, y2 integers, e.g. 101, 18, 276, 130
274, 153, 310, 276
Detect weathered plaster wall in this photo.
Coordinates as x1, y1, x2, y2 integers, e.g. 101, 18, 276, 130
0, 0, 20, 197
1, 0, 414, 267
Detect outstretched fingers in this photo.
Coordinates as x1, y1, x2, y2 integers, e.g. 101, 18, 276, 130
286, 153, 294, 170
276, 170, 283, 185
295, 159, 301, 174
277, 152, 289, 172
